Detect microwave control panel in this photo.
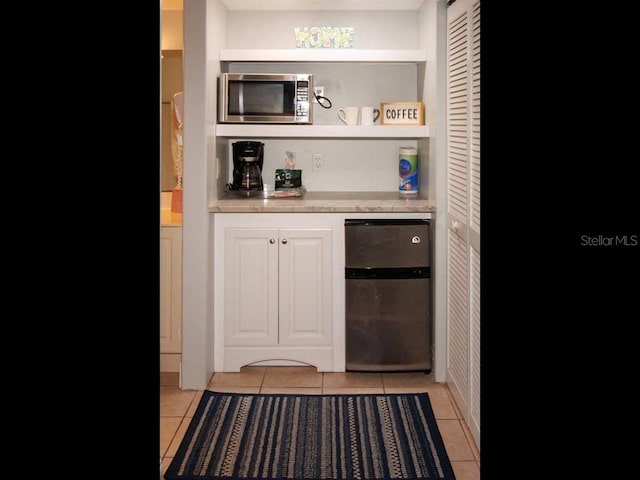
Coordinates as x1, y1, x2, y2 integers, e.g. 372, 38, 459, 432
296, 80, 310, 122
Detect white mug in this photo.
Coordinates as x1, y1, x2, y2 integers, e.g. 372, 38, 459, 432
360, 106, 380, 126
338, 106, 360, 125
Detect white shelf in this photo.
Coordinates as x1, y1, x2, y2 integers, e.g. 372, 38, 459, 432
214, 124, 429, 138
220, 49, 427, 63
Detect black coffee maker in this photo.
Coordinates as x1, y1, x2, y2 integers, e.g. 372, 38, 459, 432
231, 141, 264, 191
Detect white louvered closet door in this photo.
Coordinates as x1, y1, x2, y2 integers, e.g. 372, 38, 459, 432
446, 0, 480, 450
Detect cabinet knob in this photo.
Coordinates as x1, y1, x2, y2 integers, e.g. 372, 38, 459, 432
269, 238, 276, 244
281, 239, 288, 245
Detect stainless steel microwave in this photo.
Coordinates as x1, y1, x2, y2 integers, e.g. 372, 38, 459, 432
218, 73, 313, 124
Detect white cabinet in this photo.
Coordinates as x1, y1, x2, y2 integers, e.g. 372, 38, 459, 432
223, 228, 279, 347
160, 225, 182, 372
217, 215, 334, 372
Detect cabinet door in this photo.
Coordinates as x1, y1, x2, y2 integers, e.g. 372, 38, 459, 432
160, 226, 182, 353
278, 228, 333, 346
224, 228, 279, 346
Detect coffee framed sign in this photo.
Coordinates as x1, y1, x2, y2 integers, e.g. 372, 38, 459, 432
380, 102, 425, 125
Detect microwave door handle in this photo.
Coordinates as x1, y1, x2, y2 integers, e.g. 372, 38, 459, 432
238, 82, 244, 114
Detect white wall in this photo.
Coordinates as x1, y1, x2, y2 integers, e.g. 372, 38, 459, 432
226, 10, 419, 49
225, 138, 416, 192
418, 0, 448, 383
181, 0, 227, 390
224, 61, 419, 191
221, 11, 424, 193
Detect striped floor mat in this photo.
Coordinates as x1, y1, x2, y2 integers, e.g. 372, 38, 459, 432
164, 391, 456, 480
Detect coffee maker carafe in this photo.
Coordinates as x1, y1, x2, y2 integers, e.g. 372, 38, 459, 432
231, 141, 264, 191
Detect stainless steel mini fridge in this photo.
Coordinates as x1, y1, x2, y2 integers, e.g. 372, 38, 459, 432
345, 219, 431, 372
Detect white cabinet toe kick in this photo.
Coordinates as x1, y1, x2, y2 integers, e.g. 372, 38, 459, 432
222, 347, 334, 373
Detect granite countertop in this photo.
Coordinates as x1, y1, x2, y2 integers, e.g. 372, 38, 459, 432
209, 191, 436, 213
161, 208, 183, 226
161, 191, 183, 226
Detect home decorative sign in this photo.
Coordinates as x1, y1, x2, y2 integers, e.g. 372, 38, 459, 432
294, 26, 355, 48
380, 102, 425, 125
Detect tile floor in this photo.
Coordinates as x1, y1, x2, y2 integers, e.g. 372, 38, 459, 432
160, 366, 480, 480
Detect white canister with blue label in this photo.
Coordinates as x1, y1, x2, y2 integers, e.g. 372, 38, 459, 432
398, 146, 418, 194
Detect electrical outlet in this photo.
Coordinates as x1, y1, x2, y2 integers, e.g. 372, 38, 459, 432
313, 86, 324, 103
312, 153, 323, 171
